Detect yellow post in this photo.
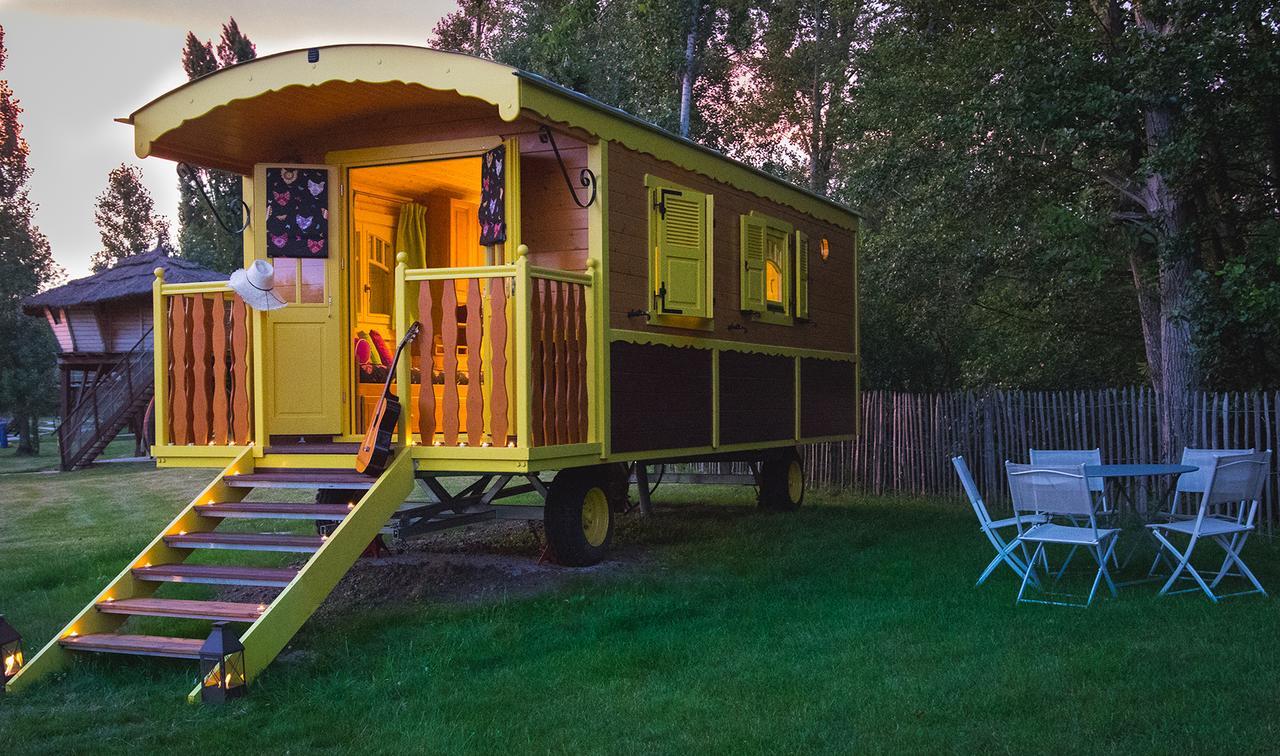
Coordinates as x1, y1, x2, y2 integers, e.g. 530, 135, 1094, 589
584, 258, 599, 444
393, 252, 411, 445
513, 244, 531, 448
151, 268, 169, 450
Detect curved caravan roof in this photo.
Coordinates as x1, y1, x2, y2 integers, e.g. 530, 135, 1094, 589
125, 44, 858, 230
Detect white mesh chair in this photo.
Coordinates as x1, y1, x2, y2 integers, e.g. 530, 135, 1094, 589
952, 456, 1046, 587
1006, 462, 1120, 607
1029, 448, 1109, 515
1161, 447, 1256, 520
1147, 450, 1271, 602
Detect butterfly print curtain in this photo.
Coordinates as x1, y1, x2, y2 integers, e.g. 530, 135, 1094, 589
265, 167, 330, 258
478, 145, 506, 246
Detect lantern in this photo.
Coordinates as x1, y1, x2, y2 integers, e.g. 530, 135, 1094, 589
199, 622, 246, 703
0, 615, 23, 685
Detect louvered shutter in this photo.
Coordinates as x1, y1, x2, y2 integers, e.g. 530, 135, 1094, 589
740, 215, 766, 313
795, 230, 809, 319
653, 187, 709, 317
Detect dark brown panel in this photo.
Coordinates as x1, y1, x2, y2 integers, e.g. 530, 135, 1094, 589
610, 342, 712, 453
801, 358, 857, 438
719, 351, 794, 445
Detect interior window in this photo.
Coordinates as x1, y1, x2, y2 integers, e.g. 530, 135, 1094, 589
366, 232, 392, 318
765, 260, 782, 305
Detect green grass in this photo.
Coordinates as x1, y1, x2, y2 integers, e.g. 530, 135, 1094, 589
0, 430, 142, 475
3, 463, 1280, 754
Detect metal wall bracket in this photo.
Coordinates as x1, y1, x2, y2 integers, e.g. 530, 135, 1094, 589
538, 126, 597, 208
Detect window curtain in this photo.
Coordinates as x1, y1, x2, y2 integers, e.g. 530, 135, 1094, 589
395, 202, 429, 269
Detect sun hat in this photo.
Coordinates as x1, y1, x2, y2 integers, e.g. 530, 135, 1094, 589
229, 260, 288, 311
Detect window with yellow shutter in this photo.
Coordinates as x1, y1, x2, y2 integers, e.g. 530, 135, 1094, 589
740, 211, 800, 325
646, 175, 714, 325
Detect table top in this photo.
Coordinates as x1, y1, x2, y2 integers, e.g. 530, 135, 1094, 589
1083, 463, 1198, 478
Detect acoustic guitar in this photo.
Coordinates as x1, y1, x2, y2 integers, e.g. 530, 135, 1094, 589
356, 321, 422, 475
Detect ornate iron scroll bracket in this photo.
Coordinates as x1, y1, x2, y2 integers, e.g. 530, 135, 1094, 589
538, 126, 597, 208
177, 162, 252, 236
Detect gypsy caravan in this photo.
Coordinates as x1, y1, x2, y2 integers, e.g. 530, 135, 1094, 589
8, 45, 859, 699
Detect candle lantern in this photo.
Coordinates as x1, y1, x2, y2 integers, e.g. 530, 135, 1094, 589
0, 615, 23, 685
199, 621, 246, 703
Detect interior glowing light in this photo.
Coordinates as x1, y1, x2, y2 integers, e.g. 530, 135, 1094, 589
67, 631, 78, 638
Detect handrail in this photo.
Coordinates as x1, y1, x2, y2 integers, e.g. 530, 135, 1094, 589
158, 279, 234, 296
394, 245, 599, 450
57, 328, 155, 469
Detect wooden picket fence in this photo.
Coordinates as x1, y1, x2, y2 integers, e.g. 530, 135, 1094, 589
681, 388, 1280, 534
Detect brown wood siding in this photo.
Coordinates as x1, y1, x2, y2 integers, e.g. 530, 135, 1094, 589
801, 358, 857, 438
609, 341, 712, 453
44, 307, 74, 352
519, 133, 589, 272
718, 351, 795, 445
65, 307, 105, 353
606, 143, 856, 354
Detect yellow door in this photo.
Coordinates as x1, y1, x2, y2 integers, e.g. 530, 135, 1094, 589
255, 164, 344, 437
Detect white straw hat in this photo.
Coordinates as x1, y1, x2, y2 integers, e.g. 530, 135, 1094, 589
229, 260, 288, 311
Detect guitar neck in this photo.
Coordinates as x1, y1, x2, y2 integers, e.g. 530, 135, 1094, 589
379, 325, 420, 398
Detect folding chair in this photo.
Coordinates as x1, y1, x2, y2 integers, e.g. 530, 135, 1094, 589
1029, 448, 1116, 572
1160, 447, 1255, 520
1006, 462, 1120, 607
952, 456, 1045, 587
1147, 450, 1271, 602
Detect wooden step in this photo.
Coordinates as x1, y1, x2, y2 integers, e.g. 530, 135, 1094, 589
96, 598, 266, 623
164, 532, 325, 553
224, 469, 375, 490
59, 633, 204, 659
197, 502, 352, 520
132, 564, 299, 588
265, 442, 360, 455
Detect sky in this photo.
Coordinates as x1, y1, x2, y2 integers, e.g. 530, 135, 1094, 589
1, 0, 457, 281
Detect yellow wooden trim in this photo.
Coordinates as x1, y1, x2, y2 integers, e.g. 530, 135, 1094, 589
513, 246, 532, 447
711, 349, 720, 449
255, 454, 358, 469
188, 447, 414, 702
159, 281, 232, 296
251, 306, 266, 455
528, 442, 602, 460
404, 264, 517, 282
610, 329, 856, 362
155, 456, 244, 469
518, 80, 859, 231
528, 266, 593, 286
601, 438, 813, 465
326, 136, 503, 167
152, 268, 169, 448
853, 228, 862, 437
131, 46, 522, 161
588, 141, 610, 455
9, 447, 256, 696
151, 444, 253, 458
504, 135, 522, 260
411, 443, 528, 461
394, 252, 411, 445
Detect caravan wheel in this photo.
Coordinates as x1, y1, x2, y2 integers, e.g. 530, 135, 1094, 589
758, 448, 805, 512
544, 466, 614, 566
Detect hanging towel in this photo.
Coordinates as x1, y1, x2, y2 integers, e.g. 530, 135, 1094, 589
395, 202, 429, 269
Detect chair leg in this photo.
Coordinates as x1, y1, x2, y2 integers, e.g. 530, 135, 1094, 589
1016, 543, 1043, 605
1213, 534, 1267, 597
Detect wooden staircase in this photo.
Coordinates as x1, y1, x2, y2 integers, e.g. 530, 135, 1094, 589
5, 447, 415, 700
57, 330, 155, 471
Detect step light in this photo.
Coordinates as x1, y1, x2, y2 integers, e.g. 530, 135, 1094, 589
0, 616, 24, 685
199, 622, 247, 703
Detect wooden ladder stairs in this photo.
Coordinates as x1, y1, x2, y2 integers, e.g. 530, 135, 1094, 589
4, 446, 414, 700
57, 330, 155, 471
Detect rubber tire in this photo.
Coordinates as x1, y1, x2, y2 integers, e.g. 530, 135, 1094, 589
603, 462, 632, 512
544, 466, 614, 567
758, 449, 805, 512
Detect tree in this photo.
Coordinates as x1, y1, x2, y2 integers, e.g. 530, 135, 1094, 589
176, 19, 257, 273
0, 24, 60, 454
91, 163, 171, 271
431, 0, 514, 58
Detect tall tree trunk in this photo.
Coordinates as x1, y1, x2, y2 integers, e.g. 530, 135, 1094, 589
678, 0, 703, 139
15, 413, 38, 456
1128, 248, 1163, 392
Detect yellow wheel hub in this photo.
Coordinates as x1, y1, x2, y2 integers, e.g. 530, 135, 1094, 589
787, 460, 803, 502
581, 487, 610, 547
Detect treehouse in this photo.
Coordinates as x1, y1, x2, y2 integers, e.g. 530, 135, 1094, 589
8, 45, 859, 699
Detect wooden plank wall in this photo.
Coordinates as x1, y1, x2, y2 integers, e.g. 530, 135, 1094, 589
166, 293, 252, 445
519, 134, 589, 272
683, 388, 1280, 534
606, 143, 857, 354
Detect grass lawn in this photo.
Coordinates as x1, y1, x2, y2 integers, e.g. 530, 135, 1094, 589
0, 430, 142, 475
3, 461, 1280, 754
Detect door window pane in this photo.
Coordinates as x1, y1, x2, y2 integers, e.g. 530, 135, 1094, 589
273, 259, 298, 303
299, 258, 326, 303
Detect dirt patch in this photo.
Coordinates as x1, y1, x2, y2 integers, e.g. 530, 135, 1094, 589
219, 519, 653, 619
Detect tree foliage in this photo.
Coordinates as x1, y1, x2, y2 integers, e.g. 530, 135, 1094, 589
91, 163, 171, 272
176, 18, 257, 273
0, 25, 60, 454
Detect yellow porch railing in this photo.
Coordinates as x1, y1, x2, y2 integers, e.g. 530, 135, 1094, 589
394, 245, 598, 449
152, 270, 254, 449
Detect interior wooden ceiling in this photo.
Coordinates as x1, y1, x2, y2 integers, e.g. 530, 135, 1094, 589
350, 157, 482, 202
